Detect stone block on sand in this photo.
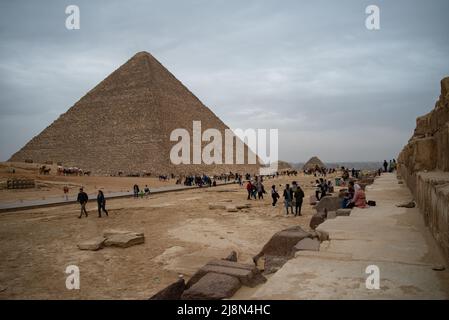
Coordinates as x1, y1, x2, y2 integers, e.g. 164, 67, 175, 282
104, 233, 145, 248
254, 226, 312, 258
182, 272, 241, 300
186, 259, 266, 289
103, 229, 144, 238
77, 236, 106, 251
149, 278, 185, 300
315, 196, 342, 212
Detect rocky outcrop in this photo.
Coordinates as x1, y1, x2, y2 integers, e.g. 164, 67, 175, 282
398, 77, 449, 259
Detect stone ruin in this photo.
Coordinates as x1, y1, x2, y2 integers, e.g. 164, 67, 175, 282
149, 224, 331, 300
398, 76, 449, 259
149, 252, 267, 300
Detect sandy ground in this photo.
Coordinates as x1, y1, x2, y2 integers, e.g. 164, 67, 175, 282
0, 162, 184, 203
0, 171, 331, 299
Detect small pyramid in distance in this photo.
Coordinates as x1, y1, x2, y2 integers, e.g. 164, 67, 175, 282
303, 156, 325, 170
9, 51, 260, 175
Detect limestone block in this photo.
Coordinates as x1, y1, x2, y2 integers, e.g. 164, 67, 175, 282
315, 196, 342, 212
77, 236, 106, 251
310, 212, 326, 230
186, 259, 266, 289
104, 233, 145, 248
182, 273, 241, 300
411, 137, 436, 172
336, 209, 352, 216
149, 278, 185, 300
255, 226, 312, 257
293, 238, 320, 251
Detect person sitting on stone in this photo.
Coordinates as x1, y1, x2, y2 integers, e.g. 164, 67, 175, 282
342, 181, 355, 208
144, 185, 150, 196
350, 183, 367, 208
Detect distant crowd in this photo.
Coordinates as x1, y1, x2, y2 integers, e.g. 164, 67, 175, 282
71, 160, 399, 219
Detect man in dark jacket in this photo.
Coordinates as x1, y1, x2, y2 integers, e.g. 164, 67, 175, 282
77, 188, 88, 218
292, 181, 305, 216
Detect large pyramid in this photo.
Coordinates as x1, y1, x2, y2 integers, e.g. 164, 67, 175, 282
9, 52, 260, 175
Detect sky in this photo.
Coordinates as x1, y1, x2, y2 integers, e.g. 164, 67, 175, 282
0, 0, 448, 163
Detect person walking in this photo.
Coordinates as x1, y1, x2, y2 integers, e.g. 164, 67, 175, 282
63, 185, 69, 201
257, 181, 265, 200
292, 182, 304, 216
97, 190, 108, 217
283, 184, 294, 215
77, 188, 88, 218
383, 160, 388, 172
271, 185, 280, 206
246, 181, 253, 200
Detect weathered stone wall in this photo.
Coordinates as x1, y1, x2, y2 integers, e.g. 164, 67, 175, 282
398, 77, 449, 259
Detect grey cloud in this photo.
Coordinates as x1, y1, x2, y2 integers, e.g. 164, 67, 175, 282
0, 0, 448, 162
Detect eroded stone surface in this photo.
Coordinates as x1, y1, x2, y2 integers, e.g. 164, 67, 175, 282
186, 259, 266, 289
336, 209, 351, 216
310, 212, 326, 230
315, 196, 342, 212
294, 238, 320, 251
182, 272, 241, 300
149, 278, 185, 300
104, 233, 145, 248
77, 236, 106, 251
254, 226, 312, 258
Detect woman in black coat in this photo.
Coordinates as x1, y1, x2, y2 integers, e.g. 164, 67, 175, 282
97, 190, 109, 217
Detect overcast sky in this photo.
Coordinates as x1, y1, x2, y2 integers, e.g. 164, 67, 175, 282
0, 0, 448, 163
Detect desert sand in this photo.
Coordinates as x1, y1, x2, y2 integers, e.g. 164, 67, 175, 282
0, 165, 326, 299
